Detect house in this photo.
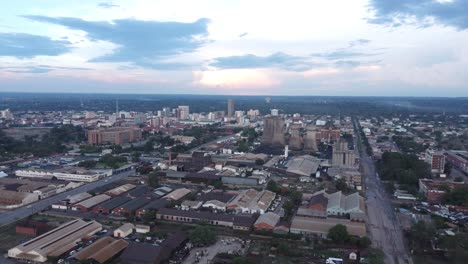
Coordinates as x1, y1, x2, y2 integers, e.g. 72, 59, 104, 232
114, 223, 134, 238
254, 212, 280, 231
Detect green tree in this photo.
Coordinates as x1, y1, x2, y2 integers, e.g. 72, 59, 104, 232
266, 180, 280, 193
335, 178, 348, 192
233, 257, 256, 264
148, 172, 160, 188
78, 160, 97, 169
189, 225, 216, 246
327, 224, 349, 244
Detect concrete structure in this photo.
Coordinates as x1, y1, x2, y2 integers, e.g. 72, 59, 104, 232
254, 212, 280, 231
2, 127, 52, 141
15, 168, 102, 182
425, 149, 446, 173
177, 105, 190, 120
227, 189, 275, 214
88, 127, 142, 145
262, 116, 285, 147
114, 223, 134, 238
288, 124, 303, 150
332, 139, 356, 167
304, 127, 318, 151
8, 219, 102, 263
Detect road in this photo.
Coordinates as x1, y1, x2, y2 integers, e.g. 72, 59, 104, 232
0, 169, 135, 227
189, 134, 237, 153
354, 118, 412, 264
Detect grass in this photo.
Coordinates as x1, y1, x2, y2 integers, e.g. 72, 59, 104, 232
0, 223, 30, 253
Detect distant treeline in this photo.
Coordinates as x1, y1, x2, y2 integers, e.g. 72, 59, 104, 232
1, 93, 467, 115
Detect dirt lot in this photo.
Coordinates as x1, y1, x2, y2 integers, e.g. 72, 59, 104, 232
183, 236, 245, 264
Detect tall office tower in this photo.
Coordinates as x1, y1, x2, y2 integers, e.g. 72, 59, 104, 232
271, 109, 279, 116
227, 99, 234, 117
262, 116, 286, 147
332, 138, 356, 167
178, 106, 190, 120
162, 107, 171, 117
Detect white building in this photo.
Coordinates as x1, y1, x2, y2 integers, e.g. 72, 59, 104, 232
15, 168, 102, 182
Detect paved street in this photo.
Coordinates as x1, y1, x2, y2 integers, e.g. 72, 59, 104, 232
355, 119, 412, 264
0, 169, 135, 227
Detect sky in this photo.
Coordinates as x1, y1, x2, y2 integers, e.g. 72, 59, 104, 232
0, 0, 467, 96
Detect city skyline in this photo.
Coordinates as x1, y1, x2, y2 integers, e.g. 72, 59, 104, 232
1, 0, 468, 96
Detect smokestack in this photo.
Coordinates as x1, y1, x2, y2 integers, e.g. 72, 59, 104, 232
284, 145, 289, 158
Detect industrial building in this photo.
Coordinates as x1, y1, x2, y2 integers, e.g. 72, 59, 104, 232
8, 219, 102, 263
332, 139, 356, 167
227, 189, 276, 214
15, 168, 102, 182
290, 216, 366, 238
112, 197, 151, 216
285, 155, 321, 177
71, 237, 129, 264
72, 194, 112, 212
92, 196, 131, 214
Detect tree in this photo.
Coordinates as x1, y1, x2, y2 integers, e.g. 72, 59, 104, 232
148, 172, 160, 188
131, 151, 141, 162
289, 190, 303, 205
189, 225, 216, 246
335, 178, 348, 192
327, 224, 349, 244
233, 257, 256, 264
266, 180, 280, 193
78, 160, 97, 169
356, 236, 371, 249
141, 209, 155, 224
407, 221, 435, 252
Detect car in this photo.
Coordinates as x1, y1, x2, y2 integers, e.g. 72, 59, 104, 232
57, 259, 65, 264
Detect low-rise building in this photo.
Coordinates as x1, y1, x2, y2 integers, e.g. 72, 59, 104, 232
164, 188, 191, 201
0, 190, 39, 209
114, 223, 134, 238
72, 194, 111, 212
71, 236, 129, 264
93, 196, 131, 214
419, 178, 468, 204
8, 219, 102, 263
15, 168, 102, 182
290, 216, 366, 238
253, 212, 280, 231
227, 189, 275, 214
112, 197, 150, 216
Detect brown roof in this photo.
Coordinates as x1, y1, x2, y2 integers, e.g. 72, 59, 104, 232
72, 236, 129, 264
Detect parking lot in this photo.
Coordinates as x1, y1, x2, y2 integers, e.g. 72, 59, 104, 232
183, 236, 245, 264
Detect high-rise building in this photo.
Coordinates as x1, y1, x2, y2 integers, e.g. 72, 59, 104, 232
178, 106, 190, 120
227, 99, 234, 117
247, 109, 260, 117
0, 109, 13, 120
271, 109, 279, 116
262, 116, 285, 147
288, 124, 303, 150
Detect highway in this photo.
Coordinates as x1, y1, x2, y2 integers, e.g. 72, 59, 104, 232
354, 118, 412, 264
0, 169, 135, 227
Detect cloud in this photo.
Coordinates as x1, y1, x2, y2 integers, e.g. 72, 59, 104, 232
23, 15, 210, 69
311, 49, 379, 60
0, 33, 71, 58
0, 65, 91, 74
238, 32, 248, 38
210, 52, 320, 71
97, 2, 119, 8
367, 0, 468, 30
348, 38, 371, 47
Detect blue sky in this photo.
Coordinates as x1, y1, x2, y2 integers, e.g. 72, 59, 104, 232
0, 0, 467, 96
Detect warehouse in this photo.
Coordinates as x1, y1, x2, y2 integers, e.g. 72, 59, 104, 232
164, 188, 191, 201
52, 192, 93, 210
72, 194, 111, 212
105, 184, 136, 196
93, 196, 131, 214
71, 237, 128, 264
136, 199, 168, 217
112, 197, 151, 216
290, 216, 366, 237
8, 219, 102, 263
